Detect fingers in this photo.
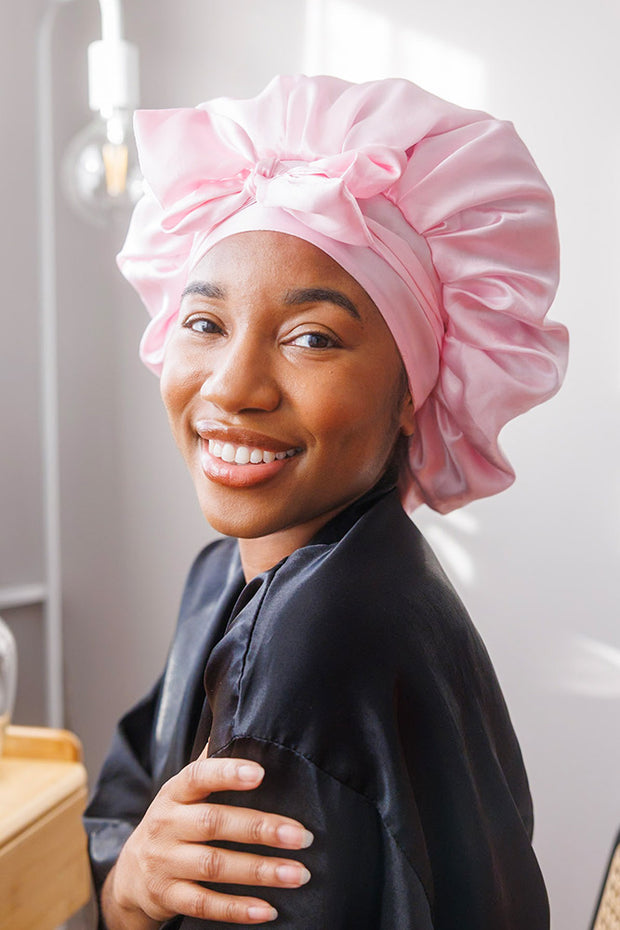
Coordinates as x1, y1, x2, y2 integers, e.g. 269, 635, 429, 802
167, 758, 313, 849
154, 882, 279, 925
173, 802, 314, 850
173, 844, 311, 889
169, 757, 266, 804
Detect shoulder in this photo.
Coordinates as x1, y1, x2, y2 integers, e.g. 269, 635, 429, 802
240, 490, 511, 754
257, 490, 474, 665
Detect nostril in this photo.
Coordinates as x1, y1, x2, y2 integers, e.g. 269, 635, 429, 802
199, 365, 281, 414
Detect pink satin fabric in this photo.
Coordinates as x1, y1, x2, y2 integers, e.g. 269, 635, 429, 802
118, 75, 568, 513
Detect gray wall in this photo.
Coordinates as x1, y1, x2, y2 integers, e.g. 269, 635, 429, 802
2, 2, 619, 929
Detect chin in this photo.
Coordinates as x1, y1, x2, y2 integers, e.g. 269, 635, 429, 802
195, 490, 283, 540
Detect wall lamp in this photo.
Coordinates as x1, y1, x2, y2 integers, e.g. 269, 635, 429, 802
62, 0, 143, 223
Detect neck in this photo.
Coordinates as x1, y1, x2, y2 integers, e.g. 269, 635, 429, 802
237, 505, 347, 581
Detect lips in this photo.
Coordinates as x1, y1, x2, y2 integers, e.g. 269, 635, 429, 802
196, 421, 301, 459
195, 421, 302, 488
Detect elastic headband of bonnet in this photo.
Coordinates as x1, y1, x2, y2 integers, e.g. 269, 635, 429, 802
118, 75, 568, 513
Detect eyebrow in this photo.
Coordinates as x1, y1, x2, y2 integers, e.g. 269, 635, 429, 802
283, 288, 361, 320
180, 281, 361, 321
181, 281, 226, 300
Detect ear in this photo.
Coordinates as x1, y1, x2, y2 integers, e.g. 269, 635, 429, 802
399, 391, 416, 438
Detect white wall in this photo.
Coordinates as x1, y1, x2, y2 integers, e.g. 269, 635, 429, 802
1, 2, 618, 929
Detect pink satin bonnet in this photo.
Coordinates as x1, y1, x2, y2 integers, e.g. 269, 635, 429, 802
117, 74, 568, 514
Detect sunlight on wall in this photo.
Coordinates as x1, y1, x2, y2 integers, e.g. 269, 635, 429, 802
416, 509, 480, 588
304, 0, 487, 109
547, 634, 620, 698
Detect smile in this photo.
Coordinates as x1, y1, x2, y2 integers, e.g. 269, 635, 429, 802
208, 439, 300, 465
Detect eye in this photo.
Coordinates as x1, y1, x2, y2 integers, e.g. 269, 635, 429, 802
289, 331, 339, 349
184, 316, 223, 335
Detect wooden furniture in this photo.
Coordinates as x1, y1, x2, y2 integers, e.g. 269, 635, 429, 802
0, 725, 91, 930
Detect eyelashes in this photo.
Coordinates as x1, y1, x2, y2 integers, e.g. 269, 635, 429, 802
287, 332, 339, 350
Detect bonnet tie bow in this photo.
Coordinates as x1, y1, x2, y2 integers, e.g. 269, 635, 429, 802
137, 107, 406, 247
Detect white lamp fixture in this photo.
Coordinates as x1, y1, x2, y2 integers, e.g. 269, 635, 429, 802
62, 0, 142, 224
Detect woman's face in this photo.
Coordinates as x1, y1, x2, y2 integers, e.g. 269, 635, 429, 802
161, 231, 414, 555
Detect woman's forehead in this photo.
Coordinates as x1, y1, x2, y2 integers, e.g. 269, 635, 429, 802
186, 230, 378, 315
190, 230, 356, 280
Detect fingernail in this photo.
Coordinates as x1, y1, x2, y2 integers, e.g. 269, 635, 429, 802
276, 864, 311, 885
238, 763, 263, 782
248, 905, 278, 921
276, 824, 314, 848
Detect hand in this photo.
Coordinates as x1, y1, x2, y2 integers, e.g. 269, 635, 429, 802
101, 752, 313, 928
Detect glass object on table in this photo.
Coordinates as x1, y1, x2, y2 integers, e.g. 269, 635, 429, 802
0, 616, 17, 756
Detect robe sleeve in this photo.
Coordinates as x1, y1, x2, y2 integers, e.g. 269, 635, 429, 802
83, 537, 243, 922
83, 678, 161, 911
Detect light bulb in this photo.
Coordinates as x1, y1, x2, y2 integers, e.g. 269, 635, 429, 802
62, 107, 143, 226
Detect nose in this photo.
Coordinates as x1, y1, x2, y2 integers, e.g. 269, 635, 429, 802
199, 331, 281, 414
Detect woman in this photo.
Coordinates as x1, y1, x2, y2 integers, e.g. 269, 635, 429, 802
84, 75, 568, 929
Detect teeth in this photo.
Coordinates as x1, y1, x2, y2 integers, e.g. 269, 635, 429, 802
208, 439, 298, 465
234, 446, 251, 465
221, 443, 236, 463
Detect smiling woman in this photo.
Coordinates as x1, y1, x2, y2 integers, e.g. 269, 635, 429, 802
84, 75, 568, 930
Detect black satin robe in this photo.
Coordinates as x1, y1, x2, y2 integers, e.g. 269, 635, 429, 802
84, 484, 549, 929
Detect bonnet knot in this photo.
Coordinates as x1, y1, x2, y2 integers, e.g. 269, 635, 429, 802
245, 155, 307, 202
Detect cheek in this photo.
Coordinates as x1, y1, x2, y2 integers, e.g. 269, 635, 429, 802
160, 348, 200, 436
159, 367, 181, 426
305, 374, 399, 464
